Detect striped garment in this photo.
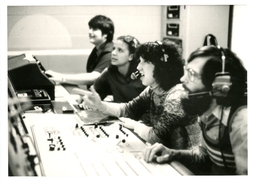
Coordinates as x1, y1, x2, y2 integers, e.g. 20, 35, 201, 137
201, 115, 236, 174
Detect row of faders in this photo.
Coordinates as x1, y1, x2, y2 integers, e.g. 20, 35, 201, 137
75, 123, 129, 146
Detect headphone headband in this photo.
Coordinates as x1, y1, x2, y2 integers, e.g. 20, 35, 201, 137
216, 45, 226, 73
212, 45, 232, 101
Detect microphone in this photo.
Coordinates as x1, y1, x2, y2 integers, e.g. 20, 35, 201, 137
188, 91, 212, 99
131, 70, 141, 80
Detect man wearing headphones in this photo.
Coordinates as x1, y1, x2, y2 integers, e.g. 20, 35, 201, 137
142, 45, 247, 175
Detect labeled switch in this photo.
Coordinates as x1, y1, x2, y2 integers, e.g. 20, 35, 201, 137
166, 23, 179, 36
167, 6, 180, 19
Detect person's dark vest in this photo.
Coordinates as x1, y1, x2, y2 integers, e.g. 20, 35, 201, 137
201, 103, 246, 174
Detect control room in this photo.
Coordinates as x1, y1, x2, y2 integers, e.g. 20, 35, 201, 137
5, 3, 250, 178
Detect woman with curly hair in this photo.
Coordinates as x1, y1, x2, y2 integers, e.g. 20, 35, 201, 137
82, 39, 201, 149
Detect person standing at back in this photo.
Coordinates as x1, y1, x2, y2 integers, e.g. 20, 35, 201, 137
45, 15, 114, 89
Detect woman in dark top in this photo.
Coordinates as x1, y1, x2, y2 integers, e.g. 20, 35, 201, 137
93, 35, 146, 103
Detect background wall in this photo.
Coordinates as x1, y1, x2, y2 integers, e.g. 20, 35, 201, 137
231, 5, 248, 68
7, 5, 248, 73
161, 5, 230, 61
8, 6, 162, 73
8, 6, 162, 50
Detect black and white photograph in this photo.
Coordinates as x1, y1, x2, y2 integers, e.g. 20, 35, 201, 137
2, 0, 254, 180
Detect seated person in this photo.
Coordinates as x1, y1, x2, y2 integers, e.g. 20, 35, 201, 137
92, 35, 145, 103
45, 15, 114, 89
82, 40, 201, 150
142, 46, 247, 175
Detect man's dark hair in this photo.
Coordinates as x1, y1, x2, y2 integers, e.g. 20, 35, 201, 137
187, 46, 247, 106
88, 15, 114, 42
134, 39, 184, 91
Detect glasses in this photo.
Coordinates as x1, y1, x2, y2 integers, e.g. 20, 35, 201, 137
123, 35, 139, 49
184, 66, 201, 82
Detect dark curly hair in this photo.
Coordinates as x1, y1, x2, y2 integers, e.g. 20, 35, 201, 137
88, 15, 114, 42
134, 39, 184, 91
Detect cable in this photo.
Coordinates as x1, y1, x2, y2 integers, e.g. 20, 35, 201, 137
218, 106, 228, 172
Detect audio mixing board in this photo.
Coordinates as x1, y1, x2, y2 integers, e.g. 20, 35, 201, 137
23, 113, 190, 176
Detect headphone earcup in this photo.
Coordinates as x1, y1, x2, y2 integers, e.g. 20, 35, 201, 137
212, 72, 232, 98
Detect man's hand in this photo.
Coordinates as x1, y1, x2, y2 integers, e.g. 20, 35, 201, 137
45, 70, 64, 83
142, 143, 176, 163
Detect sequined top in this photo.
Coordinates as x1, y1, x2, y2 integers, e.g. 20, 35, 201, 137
104, 83, 201, 149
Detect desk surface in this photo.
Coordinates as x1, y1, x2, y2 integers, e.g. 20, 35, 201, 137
23, 113, 193, 176
22, 85, 193, 176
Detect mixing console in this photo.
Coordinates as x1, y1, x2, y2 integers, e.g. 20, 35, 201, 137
24, 113, 189, 176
